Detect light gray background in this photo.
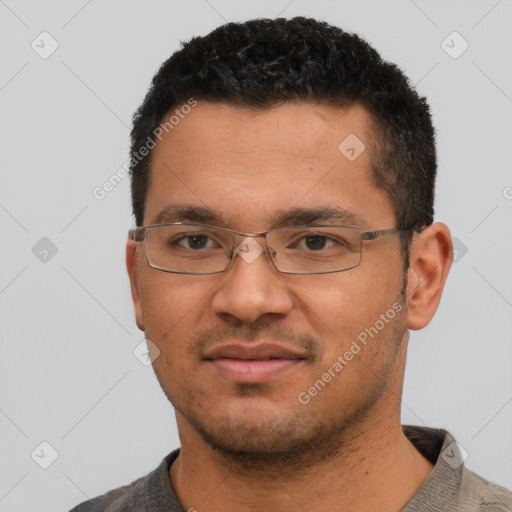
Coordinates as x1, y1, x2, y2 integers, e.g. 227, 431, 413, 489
1, 0, 511, 510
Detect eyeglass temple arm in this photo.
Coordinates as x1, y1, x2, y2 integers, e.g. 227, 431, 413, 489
130, 227, 145, 242
361, 227, 414, 241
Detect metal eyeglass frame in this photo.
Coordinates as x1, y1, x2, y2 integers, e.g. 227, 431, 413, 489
130, 222, 411, 275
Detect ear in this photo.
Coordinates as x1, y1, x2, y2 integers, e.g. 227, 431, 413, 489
126, 232, 145, 331
405, 222, 453, 330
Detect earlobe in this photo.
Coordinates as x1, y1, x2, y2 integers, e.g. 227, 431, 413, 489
126, 233, 145, 331
405, 223, 453, 330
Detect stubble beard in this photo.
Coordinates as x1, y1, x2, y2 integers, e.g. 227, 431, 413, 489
156, 307, 408, 475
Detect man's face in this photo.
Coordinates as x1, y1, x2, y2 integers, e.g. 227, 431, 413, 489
128, 102, 409, 460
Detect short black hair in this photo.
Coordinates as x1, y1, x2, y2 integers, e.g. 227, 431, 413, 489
129, 17, 436, 264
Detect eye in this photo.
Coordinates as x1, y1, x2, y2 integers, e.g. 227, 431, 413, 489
295, 234, 339, 251
173, 233, 219, 250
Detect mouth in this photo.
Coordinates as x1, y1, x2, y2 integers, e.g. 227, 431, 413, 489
204, 342, 306, 383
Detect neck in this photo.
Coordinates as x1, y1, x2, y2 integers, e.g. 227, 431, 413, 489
170, 413, 433, 512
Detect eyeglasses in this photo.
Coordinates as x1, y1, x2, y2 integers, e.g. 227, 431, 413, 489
130, 223, 407, 275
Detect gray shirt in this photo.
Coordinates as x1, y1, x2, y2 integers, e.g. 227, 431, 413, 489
69, 426, 512, 511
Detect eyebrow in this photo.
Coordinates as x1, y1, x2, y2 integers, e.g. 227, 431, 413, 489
269, 206, 365, 229
152, 204, 224, 225
150, 204, 365, 229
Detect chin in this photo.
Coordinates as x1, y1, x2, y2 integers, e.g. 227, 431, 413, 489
175, 398, 361, 471
197, 418, 321, 464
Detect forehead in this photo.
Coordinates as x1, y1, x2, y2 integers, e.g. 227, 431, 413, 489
145, 101, 394, 230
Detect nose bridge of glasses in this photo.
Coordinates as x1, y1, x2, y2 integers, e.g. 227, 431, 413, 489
233, 233, 268, 265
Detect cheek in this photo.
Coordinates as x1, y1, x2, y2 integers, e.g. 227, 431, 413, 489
294, 274, 406, 395
291, 264, 402, 347
138, 273, 215, 340
139, 276, 211, 386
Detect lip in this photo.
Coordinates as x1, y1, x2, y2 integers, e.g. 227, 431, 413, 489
204, 342, 304, 360
204, 342, 306, 383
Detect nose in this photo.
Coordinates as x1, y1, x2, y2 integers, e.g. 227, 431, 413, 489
210, 238, 294, 323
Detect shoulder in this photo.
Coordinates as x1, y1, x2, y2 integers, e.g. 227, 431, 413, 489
460, 467, 512, 511
68, 479, 144, 512
402, 425, 512, 512
68, 450, 181, 512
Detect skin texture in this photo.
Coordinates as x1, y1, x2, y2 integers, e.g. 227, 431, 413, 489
126, 102, 453, 511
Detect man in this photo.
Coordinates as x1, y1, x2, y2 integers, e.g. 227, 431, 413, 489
70, 16, 512, 512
